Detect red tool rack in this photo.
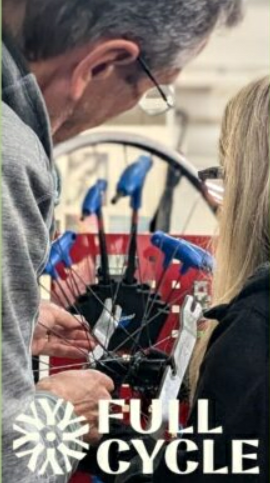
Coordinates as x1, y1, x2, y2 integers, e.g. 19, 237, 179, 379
49, 233, 212, 483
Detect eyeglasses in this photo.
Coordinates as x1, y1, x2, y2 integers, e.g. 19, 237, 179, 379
198, 166, 224, 205
137, 56, 175, 116
198, 167, 224, 182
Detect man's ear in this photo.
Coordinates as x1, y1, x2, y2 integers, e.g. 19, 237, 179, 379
70, 40, 140, 101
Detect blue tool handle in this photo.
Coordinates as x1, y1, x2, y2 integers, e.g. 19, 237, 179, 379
43, 242, 63, 279
55, 231, 77, 268
43, 231, 77, 277
82, 179, 108, 218
151, 231, 214, 274
43, 258, 59, 280
113, 155, 153, 210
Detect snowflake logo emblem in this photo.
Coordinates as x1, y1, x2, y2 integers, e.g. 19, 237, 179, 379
13, 398, 89, 476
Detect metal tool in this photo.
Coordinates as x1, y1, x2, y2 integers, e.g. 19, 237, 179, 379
82, 179, 110, 285
153, 295, 203, 437
89, 299, 122, 364
112, 155, 153, 284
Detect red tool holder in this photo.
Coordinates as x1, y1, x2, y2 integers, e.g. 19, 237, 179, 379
49, 234, 212, 483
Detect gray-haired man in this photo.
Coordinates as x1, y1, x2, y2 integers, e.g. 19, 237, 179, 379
4, 0, 243, 143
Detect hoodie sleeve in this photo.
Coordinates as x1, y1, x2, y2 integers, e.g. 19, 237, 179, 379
2, 103, 83, 483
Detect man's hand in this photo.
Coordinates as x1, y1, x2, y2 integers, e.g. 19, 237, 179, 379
37, 369, 114, 444
33, 300, 95, 358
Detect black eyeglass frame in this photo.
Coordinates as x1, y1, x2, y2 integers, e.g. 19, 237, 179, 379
198, 166, 224, 183
137, 56, 174, 112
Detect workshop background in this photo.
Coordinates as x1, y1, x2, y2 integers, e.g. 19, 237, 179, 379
55, 0, 270, 237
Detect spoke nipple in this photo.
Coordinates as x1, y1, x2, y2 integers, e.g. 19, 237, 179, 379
172, 330, 179, 339
122, 354, 131, 362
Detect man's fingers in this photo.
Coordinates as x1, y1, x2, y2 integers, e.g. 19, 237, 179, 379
83, 428, 101, 445
43, 342, 90, 359
84, 370, 115, 393
51, 328, 97, 351
57, 309, 87, 330
59, 327, 95, 342
51, 304, 89, 331
39, 302, 95, 346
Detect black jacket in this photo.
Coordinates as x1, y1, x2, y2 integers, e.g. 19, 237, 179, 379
81, 264, 269, 482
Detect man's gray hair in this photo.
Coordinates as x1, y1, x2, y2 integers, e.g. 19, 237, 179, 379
23, 0, 244, 70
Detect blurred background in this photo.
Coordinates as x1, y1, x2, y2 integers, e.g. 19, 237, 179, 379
55, 0, 270, 237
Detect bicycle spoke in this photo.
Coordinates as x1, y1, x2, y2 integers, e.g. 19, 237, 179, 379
39, 279, 94, 356
38, 321, 90, 362
111, 286, 191, 354
33, 361, 88, 372
164, 273, 183, 305
55, 237, 86, 297
138, 235, 166, 332
181, 194, 201, 234
39, 282, 121, 370
67, 263, 147, 354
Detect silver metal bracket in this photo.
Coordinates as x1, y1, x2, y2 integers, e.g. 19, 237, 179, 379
156, 295, 203, 426
89, 298, 122, 364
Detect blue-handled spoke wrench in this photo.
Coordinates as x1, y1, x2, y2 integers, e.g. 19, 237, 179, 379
82, 179, 110, 285
112, 155, 153, 285
151, 231, 214, 275
43, 231, 80, 304
141, 231, 214, 319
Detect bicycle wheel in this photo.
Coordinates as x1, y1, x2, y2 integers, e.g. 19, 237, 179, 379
39, 131, 216, 426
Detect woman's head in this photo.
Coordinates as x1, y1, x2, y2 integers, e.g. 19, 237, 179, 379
213, 77, 269, 304
189, 78, 269, 398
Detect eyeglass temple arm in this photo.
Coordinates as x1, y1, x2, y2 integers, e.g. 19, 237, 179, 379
137, 56, 170, 106
198, 167, 224, 182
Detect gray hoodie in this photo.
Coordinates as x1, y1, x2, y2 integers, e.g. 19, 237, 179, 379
2, 36, 82, 482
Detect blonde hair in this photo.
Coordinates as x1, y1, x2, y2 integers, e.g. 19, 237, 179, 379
190, 77, 270, 400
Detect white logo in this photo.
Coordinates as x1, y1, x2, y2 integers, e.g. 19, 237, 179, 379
13, 398, 89, 476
